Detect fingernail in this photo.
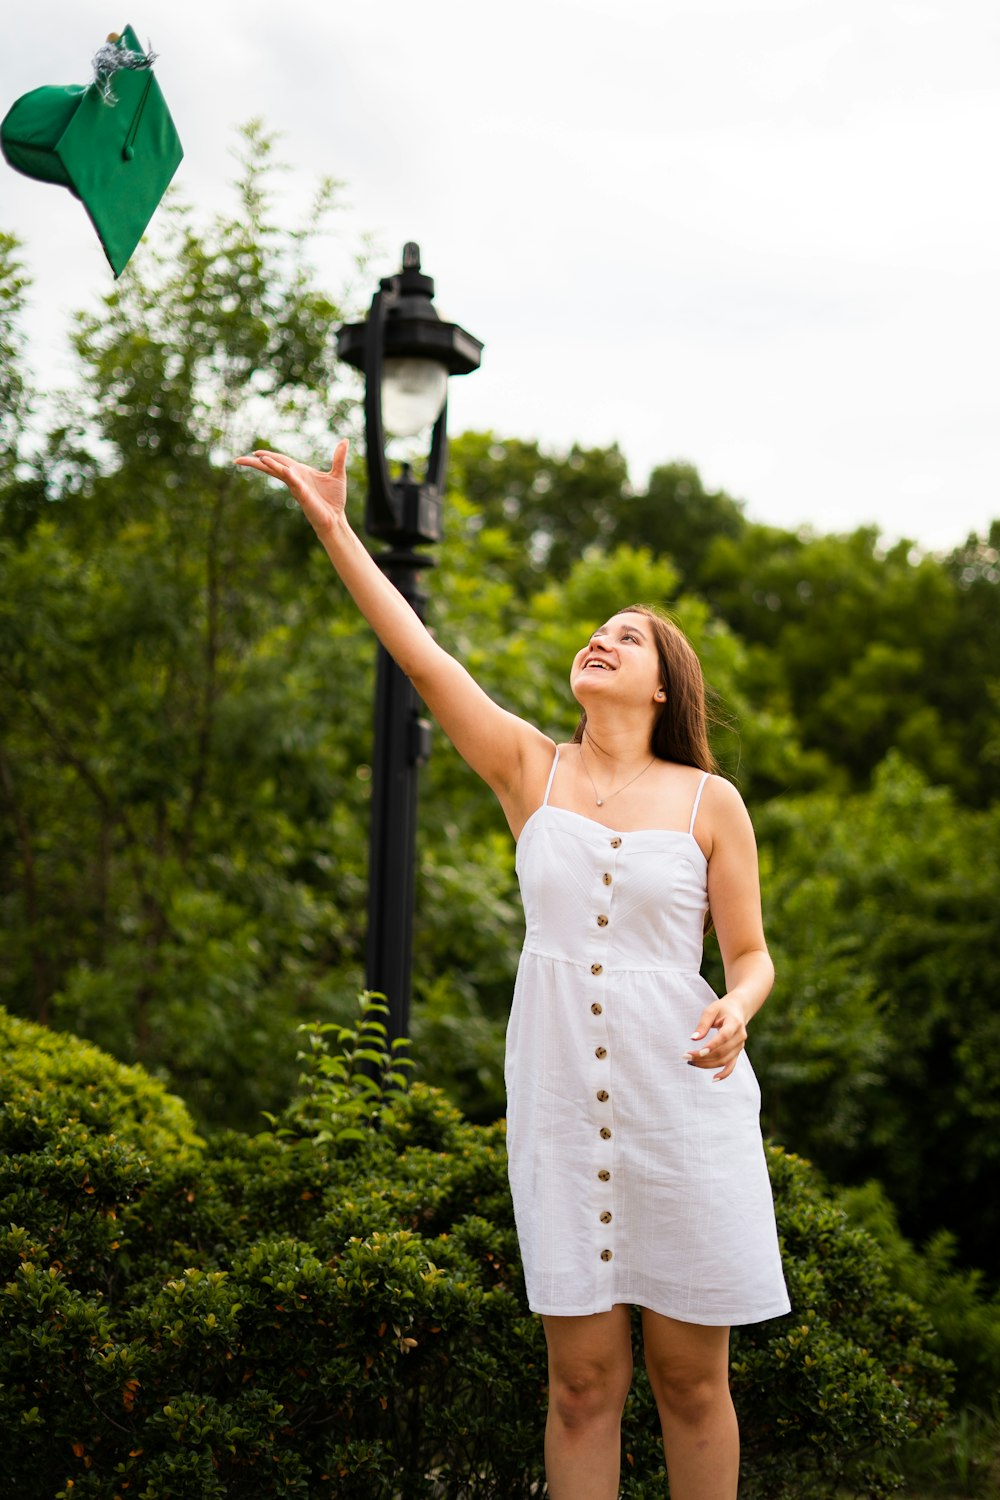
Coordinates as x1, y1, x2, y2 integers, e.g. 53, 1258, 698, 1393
682, 1052, 693, 1060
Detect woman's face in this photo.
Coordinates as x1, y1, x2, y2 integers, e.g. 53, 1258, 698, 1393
570, 611, 663, 711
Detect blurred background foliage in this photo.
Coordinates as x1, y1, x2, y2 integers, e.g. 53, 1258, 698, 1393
2, 128, 999, 1495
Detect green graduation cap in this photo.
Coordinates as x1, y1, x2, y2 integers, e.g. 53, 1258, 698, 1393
1, 25, 183, 276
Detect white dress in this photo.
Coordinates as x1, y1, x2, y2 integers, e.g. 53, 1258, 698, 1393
504, 749, 790, 1325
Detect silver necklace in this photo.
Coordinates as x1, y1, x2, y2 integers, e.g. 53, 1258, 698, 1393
581, 736, 656, 807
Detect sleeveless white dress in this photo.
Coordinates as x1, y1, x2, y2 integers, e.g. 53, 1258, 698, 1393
504, 749, 790, 1325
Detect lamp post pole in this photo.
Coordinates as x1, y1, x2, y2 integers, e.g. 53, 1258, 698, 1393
337, 245, 482, 1047
364, 549, 432, 1047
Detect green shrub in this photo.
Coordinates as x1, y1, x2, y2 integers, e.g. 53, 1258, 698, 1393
840, 1180, 1000, 1409
0, 1006, 201, 1157
731, 1148, 952, 1498
0, 1001, 953, 1498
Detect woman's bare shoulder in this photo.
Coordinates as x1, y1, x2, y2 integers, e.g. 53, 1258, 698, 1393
703, 772, 750, 812
696, 773, 756, 857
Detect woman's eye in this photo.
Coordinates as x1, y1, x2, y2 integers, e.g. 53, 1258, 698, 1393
622, 631, 636, 643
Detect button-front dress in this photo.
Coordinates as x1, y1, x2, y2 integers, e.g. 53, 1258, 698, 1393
504, 748, 790, 1325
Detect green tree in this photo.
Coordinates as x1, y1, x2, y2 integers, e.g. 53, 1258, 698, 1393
616, 461, 747, 587
940, 521, 1000, 803
0, 231, 29, 484
0, 232, 47, 1023
446, 430, 631, 587
695, 523, 974, 794
749, 756, 1000, 1271
0, 127, 376, 1125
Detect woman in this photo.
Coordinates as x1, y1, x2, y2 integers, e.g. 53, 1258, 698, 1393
235, 440, 790, 1500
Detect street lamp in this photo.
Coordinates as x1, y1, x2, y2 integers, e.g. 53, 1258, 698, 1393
337, 243, 483, 1048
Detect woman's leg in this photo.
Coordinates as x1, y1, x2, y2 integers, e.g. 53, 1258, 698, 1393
541, 1304, 634, 1500
639, 1309, 738, 1500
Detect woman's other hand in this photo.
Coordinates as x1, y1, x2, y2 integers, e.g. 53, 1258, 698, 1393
684, 997, 749, 1082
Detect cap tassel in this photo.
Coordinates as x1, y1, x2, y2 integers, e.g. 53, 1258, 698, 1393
91, 37, 158, 106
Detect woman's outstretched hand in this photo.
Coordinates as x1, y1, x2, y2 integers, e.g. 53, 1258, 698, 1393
235, 440, 349, 540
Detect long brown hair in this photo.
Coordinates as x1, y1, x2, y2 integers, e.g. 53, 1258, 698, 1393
572, 604, 718, 771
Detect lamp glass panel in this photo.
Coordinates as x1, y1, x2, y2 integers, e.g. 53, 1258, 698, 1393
381, 358, 448, 437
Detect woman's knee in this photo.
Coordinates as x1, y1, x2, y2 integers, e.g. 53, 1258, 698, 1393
646, 1363, 726, 1427
544, 1310, 635, 1431
640, 1312, 732, 1428
549, 1352, 634, 1430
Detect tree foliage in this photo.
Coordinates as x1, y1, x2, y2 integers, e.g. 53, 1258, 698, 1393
0, 127, 373, 1124
0, 231, 29, 479
750, 758, 1000, 1269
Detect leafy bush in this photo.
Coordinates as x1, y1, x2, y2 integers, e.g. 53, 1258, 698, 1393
840, 1180, 1000, 1409
0, 1006, 202, 1157
0, 1002, 952, 1498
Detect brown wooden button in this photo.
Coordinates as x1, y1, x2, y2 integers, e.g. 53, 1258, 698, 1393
595, 1046, 607, 1059
597, 914, 609, 927
597, 1169, 611, 1181
596, 1090, 609, 1102
610, 837, 622, 848
599, 1126, 612, 1140
591, 1002, 602, 1015
602, 872, 613, 886
591, 963, 603, 976
600, 1248, 613, 1261
600, 1210, 613, 1224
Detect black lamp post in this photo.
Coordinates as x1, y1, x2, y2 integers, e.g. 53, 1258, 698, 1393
337, 243, 483, 1047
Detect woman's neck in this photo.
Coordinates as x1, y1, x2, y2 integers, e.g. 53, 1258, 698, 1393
580, 710, 655, 767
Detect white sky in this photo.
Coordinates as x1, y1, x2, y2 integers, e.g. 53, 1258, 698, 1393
2, 1, 998, 551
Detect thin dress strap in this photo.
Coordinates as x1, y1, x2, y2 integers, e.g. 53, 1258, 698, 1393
688, 771, 711, 836
542, 745, 561, 806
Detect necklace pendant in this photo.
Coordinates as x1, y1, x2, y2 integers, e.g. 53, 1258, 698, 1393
596, 798, 604, 806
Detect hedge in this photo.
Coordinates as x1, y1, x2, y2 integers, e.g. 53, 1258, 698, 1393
0, 1007, 202, 1157
0, 1000, 952, 1497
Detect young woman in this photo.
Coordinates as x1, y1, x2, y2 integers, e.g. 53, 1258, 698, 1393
235, 440, 790, 1500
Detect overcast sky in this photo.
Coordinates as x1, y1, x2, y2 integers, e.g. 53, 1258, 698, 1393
3, 1, 998, 551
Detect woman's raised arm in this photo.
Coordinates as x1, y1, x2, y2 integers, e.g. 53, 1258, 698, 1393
235, 442, 551, 809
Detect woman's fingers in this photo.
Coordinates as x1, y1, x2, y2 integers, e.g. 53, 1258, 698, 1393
241, 443, 347, 481
234, 453, 305, 491
689, 1007, 716, 1043
235, 449, 327, 483
249, 448, 298, 468
683, 1006, 747, 1078
235, 448, 346, 534
252, 452, 306, 486
330, 438, 349, 477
